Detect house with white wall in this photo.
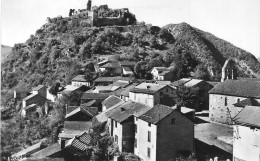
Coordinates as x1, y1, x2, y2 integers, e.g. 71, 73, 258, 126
208, 79, 260, 124
129, 83, 174, 107
233, 105, 260, 161
71, 75, 91, 87
106, 101, 151, 153
135, 104, 194, 161
150, 67, 173, 81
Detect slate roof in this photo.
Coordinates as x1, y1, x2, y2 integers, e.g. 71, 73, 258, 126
184, 79, 203, 87
30, 143, 62, 159
110, 81, 130, 88
72, 75, 89, 82
24, 104, 38, 110
120, 83, 139, 97
171, 78, 191, 87
94, 77, 134, 83
158, 71, 170, 76
209, 79, 260, 98
119, 61, 136, 66
102, 96, 123, 109
59, 121, 92, 139
23, 93, 46, 101
12, 142, 42, 158
32, 85, 46, 91
130, 83, 169, 94
106, 101, 151, 123
65, 107, 98, 118
80, 100, 96, 107
95, 86, 120, 92
156, 81, 172, 85
138, 104, 175, 124
63, 85, 80, 92
81, 92, 110, 100
233, 106, 260, 128
233, 98, 260, 107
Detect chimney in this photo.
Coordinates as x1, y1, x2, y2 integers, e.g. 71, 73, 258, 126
61, 139, 65, 149
176, 104, 181, 111
121, 107, 125, 112
147, 85, 151, 90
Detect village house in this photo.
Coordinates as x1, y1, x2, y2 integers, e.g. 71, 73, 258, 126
92, 85, 120, 93
30, 143, 63, 160
31, 85, 47, 98
46, 87, 56, 102
71, 75, 91, 87
208, 79, 260, 124
99, 61, 122, 76
22, 93, 47, 110
134, 105, 194, 161
120, 61, 135, 76
106, 101, 151, 153
120, 83, 139, 101
102, 95, 123, 112
150, 67, 173, 81
233, 105, 260, 161
21, 104, 38, 117
81, 92, 110, 111
65, 106, 98, 121
129, 83, 175, 107
13, 87, 31, 100
93, 76, 134, 86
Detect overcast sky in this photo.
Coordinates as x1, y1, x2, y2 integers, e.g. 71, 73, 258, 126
1, 0, 260, 57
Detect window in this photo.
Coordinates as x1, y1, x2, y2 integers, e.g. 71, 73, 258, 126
115, 135, 118, 143
224, 97, 227, 106
171, 118, 176, 124
147, 148, 151, 158
148, 131, 151, 142
148, 122, 151, 127
135, 124, 137, 133
115, 121, 117, 128
134, 139, 137, 148
237, 99, 240, 103
123, 141, 126, 146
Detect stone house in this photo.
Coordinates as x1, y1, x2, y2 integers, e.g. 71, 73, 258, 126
233, 106, 260, 161
209, 79, 260, 124
134, 105, 194, 161
129, 83, 175, 107
21, 104, 38, 117
120, 83, 139, 101
22, 93, 47, 110
150, 67, 173, 81
81, 92, 110, 111
72, 75, 92, 87
106, 101, 151, 153
120, 62, 135, 76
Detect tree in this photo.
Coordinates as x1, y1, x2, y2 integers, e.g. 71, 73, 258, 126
134, 61, 147, 78
194, 64, 210, 81
149, 26, 161, 35
159, 28, 175, 43
173, 85, 199, 110
49, 82, 60, 95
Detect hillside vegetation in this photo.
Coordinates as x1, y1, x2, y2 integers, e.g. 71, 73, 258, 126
1, 45, 12, 62
1, 6, 260, 105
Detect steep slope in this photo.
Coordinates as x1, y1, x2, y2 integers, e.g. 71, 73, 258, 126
1, 45, 12, 62
164, 23, 260, 77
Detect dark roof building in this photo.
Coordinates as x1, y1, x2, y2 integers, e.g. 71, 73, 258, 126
72, 75, 90, 82
138, 104, 174, 124
102, 95, 123, 110
209, 79, 260, 98
233, 106, 260, 128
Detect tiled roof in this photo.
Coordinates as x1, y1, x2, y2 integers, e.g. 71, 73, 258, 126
209, 79, 260, 98
81, 92, 110, 100
63, 85, 80, 92
120, 83, 139, 96
12, 142, 42, 158
32, 85, 46, 91
138, 104, 175, 124
30, 143, 61, 159
106, 101, 150, 123
81, 100, 96, 107
65, 107, 98, 118
130, 83, 168, 94
94, 77, 134, 83
77, 132, 92, 145
184, 79, 203, 87
93, 101, 125, 127
233, 98, 260, 107
72, 75, 89, 82
156, 81, 171, 85
66, 139, 88, 151
119, 61, 136, 66
102, 96, 123, 109
110, 81, 130, 88
100, 62, 121, 68
233, 106, 260, 128
171, 78, 191, 87
95, 86, 120, 92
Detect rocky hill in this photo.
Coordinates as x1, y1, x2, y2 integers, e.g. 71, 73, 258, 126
1, 45, 12, 62
1, 5, 260, 104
